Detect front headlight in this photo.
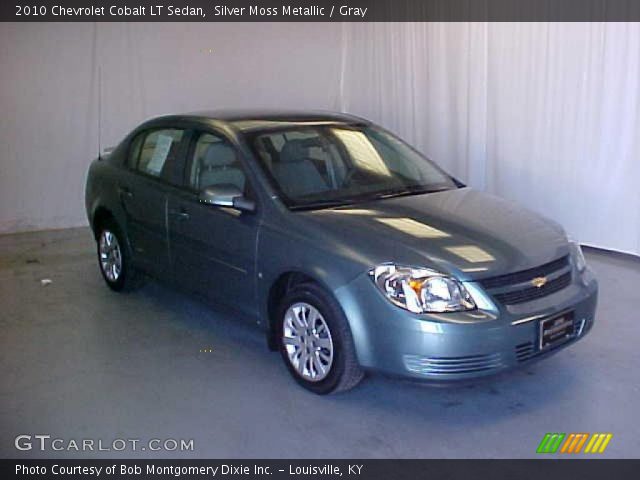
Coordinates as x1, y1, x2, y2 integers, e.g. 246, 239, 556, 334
570, 241, 587, 272
369, 264, 476, 313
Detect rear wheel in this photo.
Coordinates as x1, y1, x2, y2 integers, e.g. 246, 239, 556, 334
96, 219, 144, 292
278, 283, 364, 394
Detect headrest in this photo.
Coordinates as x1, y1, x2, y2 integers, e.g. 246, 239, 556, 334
202, 143, 236, 168
279, 140, 308, 163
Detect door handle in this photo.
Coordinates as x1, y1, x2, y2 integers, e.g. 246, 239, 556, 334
118, 186, 134, 198
170, 209, 190, 221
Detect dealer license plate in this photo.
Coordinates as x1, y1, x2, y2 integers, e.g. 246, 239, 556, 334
539, 312, 575, 350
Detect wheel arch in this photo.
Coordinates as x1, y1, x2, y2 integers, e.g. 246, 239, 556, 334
90, 205, 136, 265
265, 270, 335, 351
91, 206, 116, 239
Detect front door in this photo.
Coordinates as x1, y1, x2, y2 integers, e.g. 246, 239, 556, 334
167, 131, 260, 317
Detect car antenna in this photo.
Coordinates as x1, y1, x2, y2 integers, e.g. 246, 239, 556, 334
97, 65, 102, 160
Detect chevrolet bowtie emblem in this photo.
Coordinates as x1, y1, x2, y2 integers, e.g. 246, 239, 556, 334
531, 276, 548, 288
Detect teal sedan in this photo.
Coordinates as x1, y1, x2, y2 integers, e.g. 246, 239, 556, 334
85, 111, 598, 394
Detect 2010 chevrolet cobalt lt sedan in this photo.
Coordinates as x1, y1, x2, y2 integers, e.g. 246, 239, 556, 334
85, 110, 598, 394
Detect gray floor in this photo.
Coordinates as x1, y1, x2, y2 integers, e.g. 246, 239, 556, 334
1, 227, 638, 459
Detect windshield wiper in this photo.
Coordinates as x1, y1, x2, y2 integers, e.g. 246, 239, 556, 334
290, 199, 360, 211
371, 185, 452, 200
290, 186, 452, 211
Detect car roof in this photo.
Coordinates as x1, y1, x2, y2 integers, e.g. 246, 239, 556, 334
153, 109, 368, 133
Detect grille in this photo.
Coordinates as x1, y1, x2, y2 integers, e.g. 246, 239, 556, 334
479, 255, 570, 289
493, 272, 572, 305
403, 353, 504, 376
515, 341, 536, 362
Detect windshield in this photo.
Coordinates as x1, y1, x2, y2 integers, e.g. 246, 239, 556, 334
248, 125, 457, 210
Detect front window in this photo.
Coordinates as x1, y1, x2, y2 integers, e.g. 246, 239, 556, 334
248, 125, 457, 209
187, 132, 247, 193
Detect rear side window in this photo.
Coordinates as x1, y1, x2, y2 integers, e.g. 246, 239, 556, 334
129, 129, 185, 178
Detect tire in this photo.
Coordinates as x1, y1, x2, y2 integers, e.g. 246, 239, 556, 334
278, 282, 364, 394
95, 219, 144, 292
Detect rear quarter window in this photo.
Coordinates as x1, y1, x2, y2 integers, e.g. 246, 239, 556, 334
126, 134, 144, 168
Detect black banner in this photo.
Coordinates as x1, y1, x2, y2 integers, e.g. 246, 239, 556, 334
3, 459, 640, 480
4, 0, 640, 22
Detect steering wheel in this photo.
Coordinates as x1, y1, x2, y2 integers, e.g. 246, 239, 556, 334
341, 168, 359, 187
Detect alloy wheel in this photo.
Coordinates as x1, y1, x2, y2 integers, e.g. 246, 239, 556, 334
283, 302, 334, 382
99, 230, 122, 283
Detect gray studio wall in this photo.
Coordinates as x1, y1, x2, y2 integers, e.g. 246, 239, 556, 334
0, 22, 342, 233
339, 23, 640, 255
2, 22, 639, 255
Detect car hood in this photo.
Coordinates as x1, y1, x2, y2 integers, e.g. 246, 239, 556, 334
296, 188, 569, 281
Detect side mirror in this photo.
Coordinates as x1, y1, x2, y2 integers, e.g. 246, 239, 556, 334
198, 185, 256, 213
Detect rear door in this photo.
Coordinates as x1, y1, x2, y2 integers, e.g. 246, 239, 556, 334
118, 127, 188, 278
167, 130, 260, 317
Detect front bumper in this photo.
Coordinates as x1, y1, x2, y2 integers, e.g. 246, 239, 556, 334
335, 267, 598, 381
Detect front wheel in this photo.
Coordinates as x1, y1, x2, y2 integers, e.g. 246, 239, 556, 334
278, 283, 364, 394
